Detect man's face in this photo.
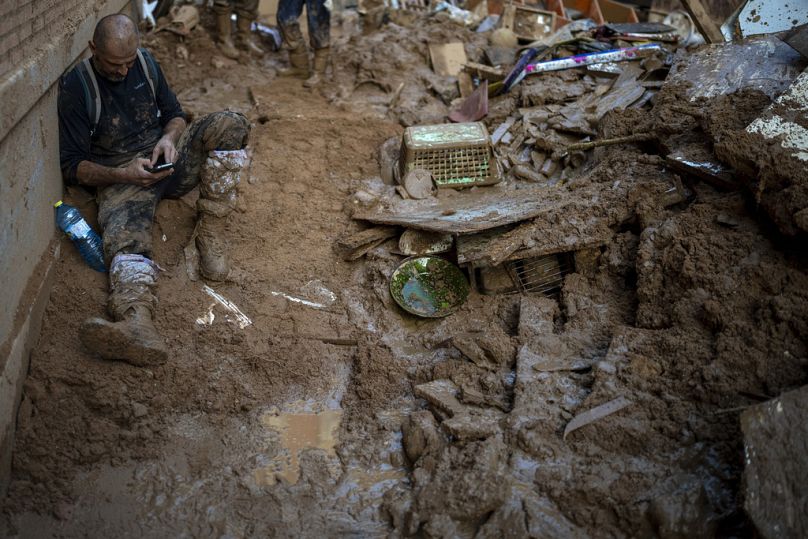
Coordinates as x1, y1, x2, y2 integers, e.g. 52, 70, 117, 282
89, 39, 138, 82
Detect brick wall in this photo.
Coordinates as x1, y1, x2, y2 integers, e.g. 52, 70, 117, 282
0, 0, 133, 496
0, 0, 96, 80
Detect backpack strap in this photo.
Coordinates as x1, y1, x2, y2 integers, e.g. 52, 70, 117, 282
136, 48, 161, 119
76, 58, 102, 137
75, 49, 162, 137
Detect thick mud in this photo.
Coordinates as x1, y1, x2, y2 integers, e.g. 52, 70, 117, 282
2, 13, 808, 539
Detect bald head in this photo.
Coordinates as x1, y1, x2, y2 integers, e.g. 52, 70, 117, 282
92, 14, 139, 54
89, 14, 140, 81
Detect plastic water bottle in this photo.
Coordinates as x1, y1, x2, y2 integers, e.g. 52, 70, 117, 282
54, 201, 106, 272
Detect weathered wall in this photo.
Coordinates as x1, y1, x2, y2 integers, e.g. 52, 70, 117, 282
0, 0, 134, 495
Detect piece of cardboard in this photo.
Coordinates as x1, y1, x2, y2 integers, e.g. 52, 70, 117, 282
429, 43, 467, 77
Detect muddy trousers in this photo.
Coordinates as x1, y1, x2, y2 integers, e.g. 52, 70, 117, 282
98, 112, 250, 320
277, 0, 330, 50
98, 111, 250, 262
212, 0, 260, 18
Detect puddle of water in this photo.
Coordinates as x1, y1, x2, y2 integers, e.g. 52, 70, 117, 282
256, 409, 343, 485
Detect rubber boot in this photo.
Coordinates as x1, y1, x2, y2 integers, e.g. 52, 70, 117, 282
197, 208, 231, 281
277, 45, 309, 78
303, 47, 329, 88
80, 254, 167, 367
237, 17, 265, 55
216, 12, 241, 60
196, 149, 248, 281
278, 22, 310, 78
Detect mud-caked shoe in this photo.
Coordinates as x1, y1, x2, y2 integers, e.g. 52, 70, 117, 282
218, 37, 241, 60
196, 213, 230, 281
80, 309, 168, 367
216, 12, 241, 60
303, 47, 329, 88
279, 47, 310, 78
237, 18, 265, 56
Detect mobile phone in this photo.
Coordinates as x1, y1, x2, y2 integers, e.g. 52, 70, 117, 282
146, 161, 174, 173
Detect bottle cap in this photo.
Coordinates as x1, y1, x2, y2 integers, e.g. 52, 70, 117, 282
54, 200, 63, 208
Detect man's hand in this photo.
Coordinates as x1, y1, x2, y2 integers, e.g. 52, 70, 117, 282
76, 157, 172, 187
151, 135, 178, 166
123, 157, 173, 186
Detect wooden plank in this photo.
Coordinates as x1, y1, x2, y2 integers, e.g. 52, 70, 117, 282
463, 62, 506, 82
456, 215, 611, 267
457, 72, 474, 98
679, 0, 724, 44
352, 185, 559, 234
337, 226, 398, 250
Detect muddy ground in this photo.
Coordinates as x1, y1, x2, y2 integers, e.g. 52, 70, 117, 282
2, 12, 808, 539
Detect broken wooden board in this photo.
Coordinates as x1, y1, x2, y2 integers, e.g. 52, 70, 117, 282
457, 71, 474, 98
337, 226, 399, 250
665, 147, 737, 191
429, 42, 467, 77
456, 215, 612, 267
352, 184, 559, 234
666, 36, 807, 101
595, 82, 644, 120
679, 0, 724, 43
337, 226, 399, 260
463, 62, 506, 82
591, 62, 645, 119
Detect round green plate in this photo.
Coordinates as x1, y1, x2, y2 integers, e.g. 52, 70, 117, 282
389, 256, 470, 318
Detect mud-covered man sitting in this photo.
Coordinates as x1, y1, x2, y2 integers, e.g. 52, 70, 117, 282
59, 14, 251, 367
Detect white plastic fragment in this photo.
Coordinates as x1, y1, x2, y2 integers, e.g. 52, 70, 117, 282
200, 285, 252, 329
271, 291, 327, 309
196, 306, 215, 326
563, 396, 633, 440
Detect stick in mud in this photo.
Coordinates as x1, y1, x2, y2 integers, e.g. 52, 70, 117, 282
281, 334, 359, 346
554, 133, 655, 159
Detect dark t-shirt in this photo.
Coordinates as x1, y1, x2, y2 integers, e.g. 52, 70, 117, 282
57, 51, 185, 183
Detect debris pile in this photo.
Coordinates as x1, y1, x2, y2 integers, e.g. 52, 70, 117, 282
3, 1, 808, 538
338, 1, 808, 536
326, 13, 488, 125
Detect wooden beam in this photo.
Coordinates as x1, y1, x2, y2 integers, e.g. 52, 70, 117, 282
680, 0, 725, 44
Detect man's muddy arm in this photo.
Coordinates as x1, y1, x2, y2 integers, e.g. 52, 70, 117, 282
75, 160, 130, 187
151, 117, 187, 164
75, 158, 171, 187
163, 116, 186, 143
